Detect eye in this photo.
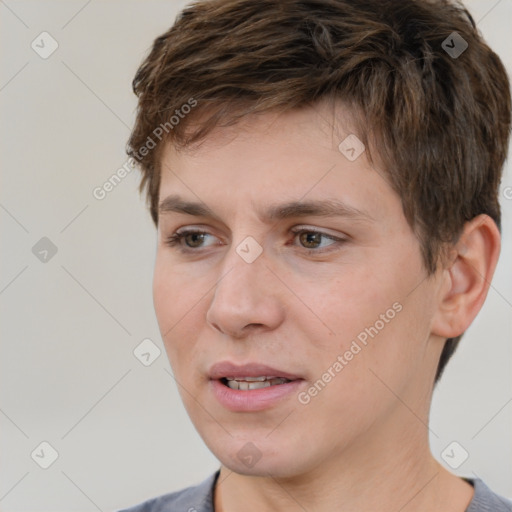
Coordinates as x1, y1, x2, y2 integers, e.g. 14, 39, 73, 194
165, 229, 219, 250
164, 227, 346, 254
289, 227, 345, 253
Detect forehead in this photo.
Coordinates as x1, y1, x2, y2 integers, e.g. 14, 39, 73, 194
188, 99, 358, 146
157, 104, 397, 224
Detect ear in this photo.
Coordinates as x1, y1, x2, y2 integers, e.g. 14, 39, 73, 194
431, 214, 501, 339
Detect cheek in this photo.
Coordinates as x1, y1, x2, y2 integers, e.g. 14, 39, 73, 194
152, 257, 213, 373
333, 278, 437, 402
296, 265, 397, 352
152, 256, 205, 326
152, 259, 195, 355
152, 259, 176, 332
299, 248, 431, 376
301, 302, 426, 435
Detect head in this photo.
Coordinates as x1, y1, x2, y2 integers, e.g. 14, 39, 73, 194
128, 0, 510, 476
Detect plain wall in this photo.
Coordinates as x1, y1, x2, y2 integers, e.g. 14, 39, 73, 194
1, 1, 511, 511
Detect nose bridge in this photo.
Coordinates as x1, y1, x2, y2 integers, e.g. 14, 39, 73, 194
206, 238, 284, 336
213, 239, 268, 310
215, 228, 267, 294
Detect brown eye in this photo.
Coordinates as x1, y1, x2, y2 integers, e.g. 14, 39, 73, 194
289, 227, 345, 254
183, 232, 207, 248
165, 230, 217, 251
299, 232, 323, 249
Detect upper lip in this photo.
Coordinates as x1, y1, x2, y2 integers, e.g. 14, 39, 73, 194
209, 361, 303, 381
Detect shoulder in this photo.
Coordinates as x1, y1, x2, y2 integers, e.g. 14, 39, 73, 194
466, 478, 512, 512
117, 470, 220, 512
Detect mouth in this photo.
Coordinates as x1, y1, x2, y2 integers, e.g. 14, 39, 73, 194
220, 376, 293, 390
208, 361, 305, 411
209, 361, 303, 385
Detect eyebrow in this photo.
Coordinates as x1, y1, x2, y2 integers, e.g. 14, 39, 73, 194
158, 194, 374, 223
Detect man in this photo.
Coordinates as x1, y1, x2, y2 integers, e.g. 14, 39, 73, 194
120, 0, 511, 510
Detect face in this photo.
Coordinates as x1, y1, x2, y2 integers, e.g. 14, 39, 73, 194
153, 102, 444, 478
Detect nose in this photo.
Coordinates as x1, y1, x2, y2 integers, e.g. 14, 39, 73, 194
206, 244, 286, 339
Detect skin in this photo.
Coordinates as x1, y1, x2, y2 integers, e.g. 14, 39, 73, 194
152, 101, 500, 512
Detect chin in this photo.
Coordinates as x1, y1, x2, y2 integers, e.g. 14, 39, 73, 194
209, 437, 309, 479
222, 457, 297, 478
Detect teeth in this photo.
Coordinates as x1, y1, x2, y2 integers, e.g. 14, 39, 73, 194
225, 376, 276, 381
224, 377, 291, 390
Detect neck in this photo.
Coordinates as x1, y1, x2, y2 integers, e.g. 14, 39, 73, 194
213, 411, 474, 512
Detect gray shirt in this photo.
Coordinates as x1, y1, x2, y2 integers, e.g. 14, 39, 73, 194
119, 470, 512, 512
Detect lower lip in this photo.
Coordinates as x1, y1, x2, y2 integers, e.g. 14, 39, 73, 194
210, 379, 305, 412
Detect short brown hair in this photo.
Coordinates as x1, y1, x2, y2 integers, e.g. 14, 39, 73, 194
127, 0, 511, 383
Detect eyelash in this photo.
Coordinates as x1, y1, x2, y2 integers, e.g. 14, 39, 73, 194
164, 227, 346, 255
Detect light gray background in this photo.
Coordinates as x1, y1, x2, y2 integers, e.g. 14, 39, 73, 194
1, 1, 511, 511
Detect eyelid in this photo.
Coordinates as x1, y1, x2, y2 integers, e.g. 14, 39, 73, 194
288, 226, 346, 252
164, 225, 348, 253
289, 225, 346, 238
165, 228, 221, 249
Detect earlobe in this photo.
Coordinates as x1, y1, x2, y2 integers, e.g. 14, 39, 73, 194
431, 214, 501, 339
